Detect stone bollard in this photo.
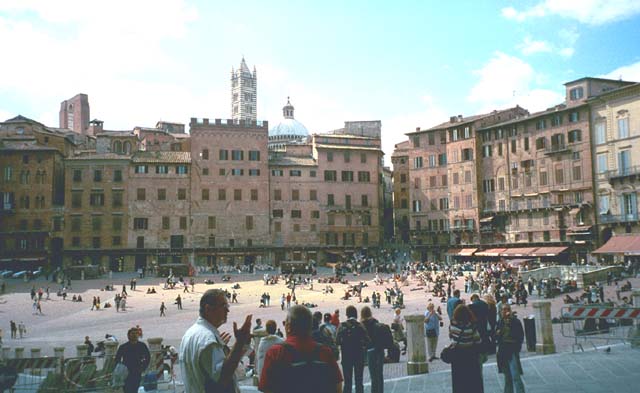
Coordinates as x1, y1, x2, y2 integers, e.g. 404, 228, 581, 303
76, 344, 89, 357
252, 329, 269, 386
2, 347, 11, 360
147, 338, 164, 377
629, 290, 640, 347
15, 347, 25, 359
54, 347, 66, 373
30, 348, 42, 376
404, 314, 428, 375
532, 301, 556, 354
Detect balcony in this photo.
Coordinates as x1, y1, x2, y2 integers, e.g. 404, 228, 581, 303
544, 143, 570, 155
450, 224, 476, 232
599, 212, 639, 224
606, 165, 640, 184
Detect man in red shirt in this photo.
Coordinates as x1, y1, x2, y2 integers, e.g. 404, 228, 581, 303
259, 305, 343, 393
330, 309, 340, 327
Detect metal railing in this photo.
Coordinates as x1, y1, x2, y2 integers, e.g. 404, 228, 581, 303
559, 305, 639, 352
599, 212, 639, 223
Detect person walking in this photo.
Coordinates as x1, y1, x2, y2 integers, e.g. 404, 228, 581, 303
258, 305, 343, 393
160, 302, 167, 317
448, 304, 483, 393
497, 304, 525, 393
336, 305, 370, 393
176, 295, 183, 310
424, 302, 442, 361
360, 306, 384, 393
10, 320, 17, 339
115, 328, 150, 393
447, 289, 462, 320
179, 288, 252, 393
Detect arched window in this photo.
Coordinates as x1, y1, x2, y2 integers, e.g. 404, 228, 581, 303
113, 140, 123, 154
35, 170, 41, 184
123, 141, 132, 154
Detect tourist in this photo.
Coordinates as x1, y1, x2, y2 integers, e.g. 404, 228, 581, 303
160, 302, 166, 317
10, 320, 17, 339
114, 327, 150, 393
176, 295, 183, 310
447, 289, 462, 320
484, 294, 498, 354
469, 293, 490, 350
360, 306, 384, 393
496, 304, 525, 393
449, 304, 483, 393
336, 305, 369, 393
331, 309, 340, 327
255, 320, 284, 382
179, 288, 252, 393
424, 302, 441, 361
85, 336, 94, 356
258, 305, 343, 393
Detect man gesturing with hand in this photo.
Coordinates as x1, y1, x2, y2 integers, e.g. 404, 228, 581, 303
180, 288, 253, 393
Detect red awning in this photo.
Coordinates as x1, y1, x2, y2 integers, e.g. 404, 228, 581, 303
529, 247, 568, 257
593, 235, 640, 255
501, 247, 539, 257
475, 248, 506, 257
458, 248, 477, 256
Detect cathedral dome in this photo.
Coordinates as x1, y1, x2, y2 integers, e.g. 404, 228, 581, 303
269, 98, 309, 139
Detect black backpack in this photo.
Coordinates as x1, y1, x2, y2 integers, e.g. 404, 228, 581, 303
374, 322, 394, 351
274, 343, 336, 393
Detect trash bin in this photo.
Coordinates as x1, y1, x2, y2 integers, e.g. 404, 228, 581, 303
523, 315, 536, 352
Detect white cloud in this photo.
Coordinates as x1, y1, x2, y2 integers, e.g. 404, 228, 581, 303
517, 36, 553, 56
502, 0, 640, 25
559, 48, 575, 57
599, 61, 640, 82
467, 52, 564, 113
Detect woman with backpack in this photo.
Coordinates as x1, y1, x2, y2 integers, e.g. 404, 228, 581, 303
448, 304, 484, 393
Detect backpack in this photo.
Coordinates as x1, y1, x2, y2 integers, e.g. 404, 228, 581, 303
373, 322, 394, 352
339, 320, 366, 353
274, 343, 336, 393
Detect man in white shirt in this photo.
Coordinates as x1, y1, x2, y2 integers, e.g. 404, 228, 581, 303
180, 289, 252, 393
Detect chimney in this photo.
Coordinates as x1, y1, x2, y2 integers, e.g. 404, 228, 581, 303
89, 119, 103, 135
449, 116, 458, 123
416, 127, 421, 132
458, 115, 463, 121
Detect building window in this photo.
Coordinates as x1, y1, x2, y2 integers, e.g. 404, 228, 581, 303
569, 111, 580, 123
597, 153, 607, 174
573, 166, 582, 181
92, 216, 102, 231
178, 188, 186, 200
569, 87, 584, 100
112, 216, 122, 231
361, 194, 369, 207
234, 189, 242, 201
539, 171, 548, 186
162, 216, 170, 230
360, 153, 367, 163
324, 170, 337, 181
135, 165, 148, 174
274, 222, 282, 232
327, 152, 333, 162
274, 189, 282, 201
179, 216, 187, 230
327, 194, 335, 206
137, 188, 146, 201
482, 145, 492, 158
341, 171, 354, 182
310, 190, 317, 200
113, 169, 122, 182
157, 188, 166, 200
292, 189, 299, 201
202, 188, 210, 200
249, 150, 260, 161
462, 148, 473, 161
71, 217, 81, 232
290, 170, 302, 177
272, 209, 283, 218
251, 189, 258, 201
428, 155, 436, 167
618, 117, 629, 139
156, 165, 169, 174
208, 216, 216, 229
344, 152, 351, 163
465, 170, 472, 183
555, 167, 564, 184
90, 192, 105, 206
271, 169, 283, 177
219, 149, 229, 160
136, 236, 145, 248
291, 210, 302, 219
309, 170, 317, 177
202, 149, 209, 160
176, 165, 188, 174
92, 237, 101, 249
231, 150, 244, 160
231, 168, 243, 176
568, 129, 582, 143
202, 167, 209, 176
413, 157, 423, 168
171, 235, 184, 248
595, 122, 606, 144
311, 210, 320, 219
249, 169, 260, 176
357, 171, 370, 182
71, 192, 82, 208
112, 236, 121, 246
133, 218, 149, 230
73, 169, 82, 182
412, 200, 422, 212
208, 235, 215, 247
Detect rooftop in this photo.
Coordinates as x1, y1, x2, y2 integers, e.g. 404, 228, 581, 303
132, 151, 191, 164
269, 155, 317, 167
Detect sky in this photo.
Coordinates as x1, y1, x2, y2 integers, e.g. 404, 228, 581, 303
1, 0, 640, 165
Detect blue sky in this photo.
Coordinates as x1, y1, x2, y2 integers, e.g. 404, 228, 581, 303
1, 0, 640, 162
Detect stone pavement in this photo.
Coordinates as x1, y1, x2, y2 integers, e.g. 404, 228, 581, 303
240, 344, 640, 393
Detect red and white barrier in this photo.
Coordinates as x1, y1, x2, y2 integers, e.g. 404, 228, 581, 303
565, 306, 640, 319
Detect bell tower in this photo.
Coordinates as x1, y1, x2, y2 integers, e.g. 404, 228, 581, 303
231, 57, 257, 123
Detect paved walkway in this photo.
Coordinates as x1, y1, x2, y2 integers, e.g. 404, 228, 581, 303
241, 345, 640, 393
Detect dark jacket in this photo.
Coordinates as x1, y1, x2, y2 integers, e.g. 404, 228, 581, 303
336, 318, 370, 358
115, 341, 150, 374
496, 315, 524, 374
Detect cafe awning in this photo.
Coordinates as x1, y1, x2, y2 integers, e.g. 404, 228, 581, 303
593, 234, 640, 255
479, 216, 494, 223
458, 248, 477, 256
529, 247, 568, 257
507, 258, 534, 267
446, 248, 461, 255
475, 248, 506, 257
501, 247, 539, 257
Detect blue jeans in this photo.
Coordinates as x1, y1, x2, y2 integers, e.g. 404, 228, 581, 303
367, 348, 384, 393
503, 353, 525, 393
